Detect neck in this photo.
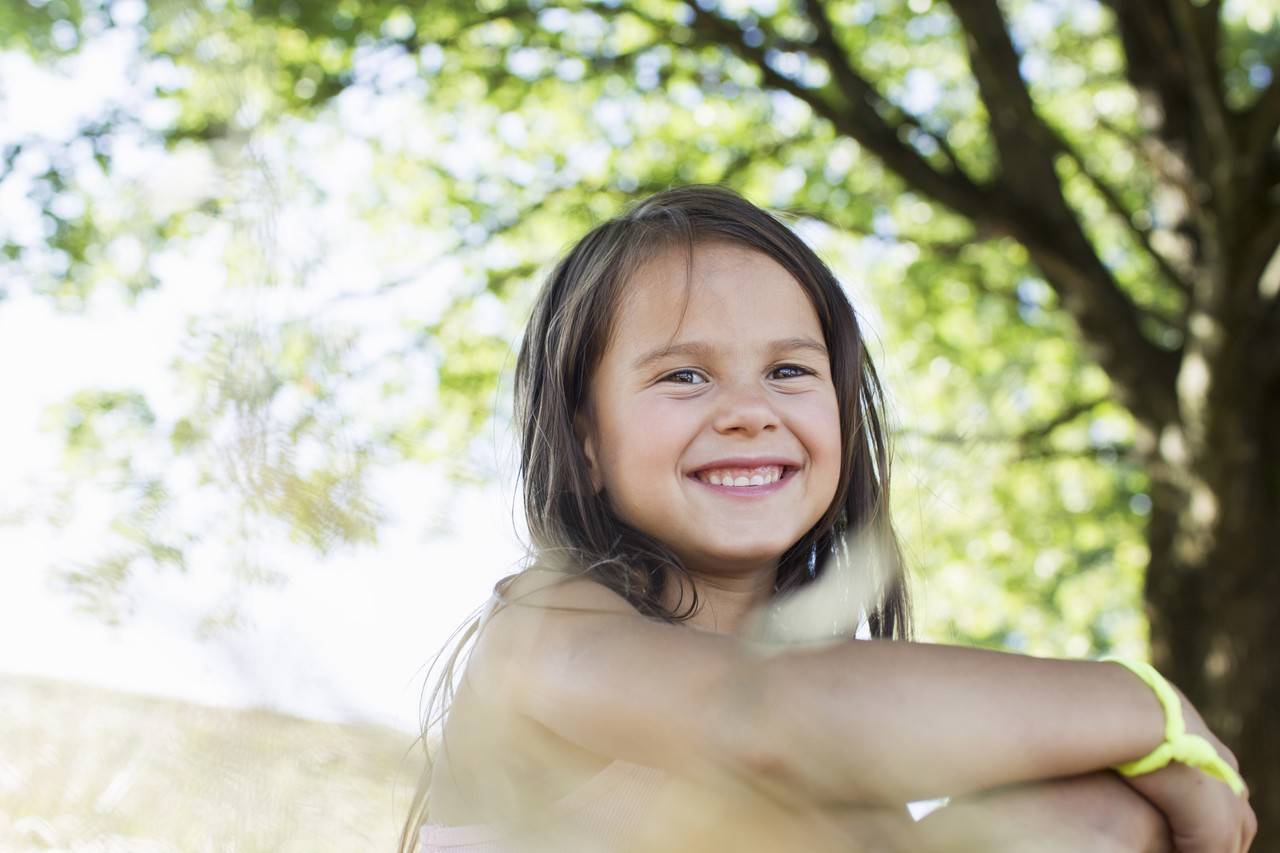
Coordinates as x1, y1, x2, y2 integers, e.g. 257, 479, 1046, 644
661, 565, 778, 636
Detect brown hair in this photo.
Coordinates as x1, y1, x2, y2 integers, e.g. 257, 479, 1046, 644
398, 185, 910, 850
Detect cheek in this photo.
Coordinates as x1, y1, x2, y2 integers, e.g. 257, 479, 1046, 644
597, 399, 691, 484
796, 394, 843, 480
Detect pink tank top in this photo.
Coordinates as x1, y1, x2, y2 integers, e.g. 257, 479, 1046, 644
418, 760, 669, 852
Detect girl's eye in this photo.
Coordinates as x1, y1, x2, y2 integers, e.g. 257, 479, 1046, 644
663, 368, 707, 385
771, 364, 814, 379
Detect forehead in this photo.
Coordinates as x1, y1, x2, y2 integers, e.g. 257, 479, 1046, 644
612, 241, 822, 349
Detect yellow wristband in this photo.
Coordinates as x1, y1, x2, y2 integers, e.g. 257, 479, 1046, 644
1102, 657, 1245, 796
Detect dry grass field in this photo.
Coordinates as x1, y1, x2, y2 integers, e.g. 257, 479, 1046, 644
0, 675, 422, 852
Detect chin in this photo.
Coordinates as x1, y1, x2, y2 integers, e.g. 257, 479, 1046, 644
698, 543, 793, 569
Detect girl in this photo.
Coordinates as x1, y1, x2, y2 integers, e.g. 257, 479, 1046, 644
400, 185, 1254, 852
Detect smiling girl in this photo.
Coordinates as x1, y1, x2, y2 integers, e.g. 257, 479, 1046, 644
400, 186, 1254, 852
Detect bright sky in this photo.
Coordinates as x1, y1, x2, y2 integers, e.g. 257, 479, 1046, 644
0, 30, 525, 734
0, 282, 525, 733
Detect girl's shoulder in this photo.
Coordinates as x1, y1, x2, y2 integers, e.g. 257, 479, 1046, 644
427, 570, 632, 825
490, 567, 640, 617
465, 568, 642, 698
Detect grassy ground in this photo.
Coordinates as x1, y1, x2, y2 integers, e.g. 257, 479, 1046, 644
0, 675, 423, 852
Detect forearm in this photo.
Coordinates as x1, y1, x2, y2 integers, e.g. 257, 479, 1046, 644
490, 579, 1168, 809
904, 771, 1170, 853
746, 642, 1166, 805
656, 770, 1172, 853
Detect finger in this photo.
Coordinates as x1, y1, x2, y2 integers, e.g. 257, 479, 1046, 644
1232, 800, 1250, 853
1242, 802, 1257, 852
1206, 732, 1239, 773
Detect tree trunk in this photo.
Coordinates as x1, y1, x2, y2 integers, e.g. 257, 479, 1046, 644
1145, 381, 1280, 840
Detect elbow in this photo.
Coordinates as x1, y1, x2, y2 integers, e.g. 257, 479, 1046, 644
707, 725, 821, 811
701, 654, 812, 805
1096, 774, 1172, 852
707, 653, 901, 809
727, 731, 905, 810
736, 736, 797, 795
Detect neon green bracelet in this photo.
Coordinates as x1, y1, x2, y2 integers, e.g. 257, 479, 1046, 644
1102, 656, 1245, 796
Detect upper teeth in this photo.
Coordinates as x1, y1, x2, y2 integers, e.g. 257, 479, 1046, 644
697, 465, 784, 487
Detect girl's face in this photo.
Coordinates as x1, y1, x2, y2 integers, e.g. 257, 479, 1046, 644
579, 241, 842, 579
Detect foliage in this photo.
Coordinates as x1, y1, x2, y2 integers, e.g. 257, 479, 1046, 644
2, 0, 1276, 663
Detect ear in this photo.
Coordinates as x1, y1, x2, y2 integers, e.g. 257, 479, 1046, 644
573, 410, 604, 494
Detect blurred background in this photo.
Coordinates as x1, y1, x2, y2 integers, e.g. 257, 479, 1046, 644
1, 0, 1277, 849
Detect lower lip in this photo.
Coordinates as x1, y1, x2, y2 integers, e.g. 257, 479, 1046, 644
688, 468, 798, 498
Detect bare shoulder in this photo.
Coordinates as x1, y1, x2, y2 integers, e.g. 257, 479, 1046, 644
447, 568, 763, 796
440, 563, 645, 809
466, 569, 643, 695
494, 568, 641, 614
432, 570, 644, 817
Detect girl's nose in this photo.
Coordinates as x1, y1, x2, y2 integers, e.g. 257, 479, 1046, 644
711, 382, 779, 436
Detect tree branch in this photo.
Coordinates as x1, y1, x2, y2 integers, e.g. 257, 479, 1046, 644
1165, 0, 1235, 204
1094, 114, 1196, 197
1026, 394, 1115, 440
686, 6, 994, 220
1102, 1, 1203, 193
796, 0, 967, 177
900, 435, 1136, 464
1012, 442, 1137, 464
1054, 132, 1192, 298
1011, 232, 1183, 426
902, 394, 1110, 445
1242, 61, 1280, 164
945, 0, 1181, 427
948, 0, 1185, 317
899, 395, 1140, 463
945, 0, 1064, 203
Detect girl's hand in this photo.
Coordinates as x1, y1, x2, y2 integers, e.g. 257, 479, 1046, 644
1123, 688, 1256, 852
1126, 762, 1255, 852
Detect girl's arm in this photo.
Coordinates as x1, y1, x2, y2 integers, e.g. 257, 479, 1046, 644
844, 768, 1259, 853
475, 572, 1234, 812
901, 772, 1172, 853
627, 769, 1170, 852
805, 772, 1170, 853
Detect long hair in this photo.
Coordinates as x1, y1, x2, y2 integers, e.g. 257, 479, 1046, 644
398, 185, 910, 851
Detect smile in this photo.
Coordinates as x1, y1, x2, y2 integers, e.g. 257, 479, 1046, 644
688, 466, 798, 497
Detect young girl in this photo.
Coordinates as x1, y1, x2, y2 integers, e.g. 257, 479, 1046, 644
399, 185, 1254, 852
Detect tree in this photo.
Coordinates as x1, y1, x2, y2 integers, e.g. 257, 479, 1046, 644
413, 0, 1280, 825
4, 0, 1277, 836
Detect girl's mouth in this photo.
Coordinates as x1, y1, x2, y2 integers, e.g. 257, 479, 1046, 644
688, 465, 798, 497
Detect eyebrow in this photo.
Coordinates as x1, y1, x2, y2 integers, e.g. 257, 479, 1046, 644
631, 336, 829, 371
